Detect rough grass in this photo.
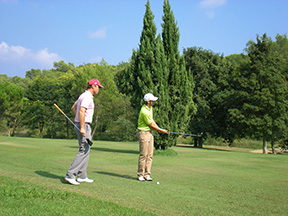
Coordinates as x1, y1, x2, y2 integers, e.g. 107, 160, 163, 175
0, 136, 287, 216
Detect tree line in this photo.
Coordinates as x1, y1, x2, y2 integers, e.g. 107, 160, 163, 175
1, 0, 287, 154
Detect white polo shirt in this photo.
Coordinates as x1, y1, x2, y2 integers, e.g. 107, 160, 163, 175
74, 90, 94, 124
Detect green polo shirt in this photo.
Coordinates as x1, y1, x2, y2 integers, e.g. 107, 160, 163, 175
137, 105, 153, 131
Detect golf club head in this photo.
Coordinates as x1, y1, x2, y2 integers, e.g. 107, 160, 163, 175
86, 139, 93, 146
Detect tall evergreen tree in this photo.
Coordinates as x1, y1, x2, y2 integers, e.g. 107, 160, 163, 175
161, 0, 196, 144
125, 0, 157, 113
115, 0, 196, 148
153, 34, 171, 149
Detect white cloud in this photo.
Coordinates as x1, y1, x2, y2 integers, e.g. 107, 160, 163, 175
199, 0, 227, 19
0, 42, 62, 68
88, 26, 109, 39
206, 11, 215, 19
199, 0, 227, 8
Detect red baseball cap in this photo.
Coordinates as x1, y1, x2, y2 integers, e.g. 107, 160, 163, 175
88, 78, 104, 88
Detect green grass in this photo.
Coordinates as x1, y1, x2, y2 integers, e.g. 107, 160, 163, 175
0, 136, 287, 216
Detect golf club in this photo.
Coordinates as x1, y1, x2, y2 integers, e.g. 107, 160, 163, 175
160, 128, 203, 137
53, 103, 93, 146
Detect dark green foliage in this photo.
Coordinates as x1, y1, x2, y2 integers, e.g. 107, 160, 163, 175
0, 82, 26, 136
228, 34, 288, 153
24, 76, 60, 138
184, 47, 232, 140
152, 34, 171, 149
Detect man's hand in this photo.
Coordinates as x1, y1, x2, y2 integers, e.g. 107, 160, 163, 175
162, 129, 169, 134
149, 121, 169, 134
80, 128, 86, 137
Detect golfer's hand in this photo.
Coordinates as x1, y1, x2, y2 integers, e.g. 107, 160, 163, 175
80, 128, 86, 137
161, 129, 169, 134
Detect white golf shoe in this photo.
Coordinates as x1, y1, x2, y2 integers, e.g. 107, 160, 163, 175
64, 177, 80, 185
145, 175, 153, 181
77, 177, 94, 183
138, 176, 145, 182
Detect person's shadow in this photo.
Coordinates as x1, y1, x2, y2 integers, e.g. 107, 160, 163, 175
35, 171, 66, 183
95, 171, 136, 181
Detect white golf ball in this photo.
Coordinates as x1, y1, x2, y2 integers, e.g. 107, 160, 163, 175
157, 181, 160, 185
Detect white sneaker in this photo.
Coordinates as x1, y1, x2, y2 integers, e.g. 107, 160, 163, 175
138, 176, 145, 181
145, 175, 153, 181
64, 177, 80, 185
77, 177, 94, 183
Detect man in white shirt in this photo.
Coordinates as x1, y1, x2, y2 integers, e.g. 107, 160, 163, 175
64, 78, 103, 185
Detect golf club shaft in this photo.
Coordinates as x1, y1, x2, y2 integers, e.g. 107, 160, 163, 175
159, 128, 202, 137
53, 103, 93, 146
53, 103, 81, 132
168, 131, 201, 137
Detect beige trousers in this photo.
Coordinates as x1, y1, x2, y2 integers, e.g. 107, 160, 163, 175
137, 131, 154, 177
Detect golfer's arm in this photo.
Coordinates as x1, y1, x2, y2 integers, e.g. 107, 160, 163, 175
79, 107, 86, 131
148, 120, 166, 133
71, 103, 77, 115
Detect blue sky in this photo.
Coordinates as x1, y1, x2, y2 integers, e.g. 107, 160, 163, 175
1, 0, 287, 78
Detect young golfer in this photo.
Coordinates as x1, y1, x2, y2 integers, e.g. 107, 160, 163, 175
64, 78, 103, 185
137, 93, 169, 181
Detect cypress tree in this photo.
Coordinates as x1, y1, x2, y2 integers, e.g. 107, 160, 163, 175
115, 0, 196, 149
125, 0, 157, 113
153, 34, 171, 149
161, 0, 196, 145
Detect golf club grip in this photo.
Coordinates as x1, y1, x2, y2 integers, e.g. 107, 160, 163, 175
53, 103, 66, 116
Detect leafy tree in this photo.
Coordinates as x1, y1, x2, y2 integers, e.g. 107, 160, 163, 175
273, 34, 288, 79
184, 47, 233, 141
63, 62, 137, 141
225, 54, 249, 68
0, 82, 26, 136
24, 76, 60, 138
228, 33, 288, 153
0, 74, 9, 83
53, 60, 75, 73
26, 69, 41, 79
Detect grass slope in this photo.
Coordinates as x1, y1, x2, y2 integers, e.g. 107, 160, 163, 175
0, 136, 287, 216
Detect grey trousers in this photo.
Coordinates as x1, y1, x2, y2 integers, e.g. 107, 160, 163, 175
66, 123, 91, 179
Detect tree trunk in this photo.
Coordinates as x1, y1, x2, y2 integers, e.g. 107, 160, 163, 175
11, 119, 20, 137
39, 122, 44, 138
271, 141, 276, 154
8, 122, 11, 137
194, 137, 198, 147
263, 136, 268, 154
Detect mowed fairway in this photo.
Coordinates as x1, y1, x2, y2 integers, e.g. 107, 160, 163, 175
0, 136, 287, 216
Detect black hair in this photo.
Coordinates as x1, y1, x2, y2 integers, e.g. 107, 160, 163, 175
87, 84, 93, 89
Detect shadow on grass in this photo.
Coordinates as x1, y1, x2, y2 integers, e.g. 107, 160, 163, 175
92, 147, 139, 155
95, 171, 136, 181
35, 171, 66, 184
68, 146, 139, 155
176, 144, 231, 152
